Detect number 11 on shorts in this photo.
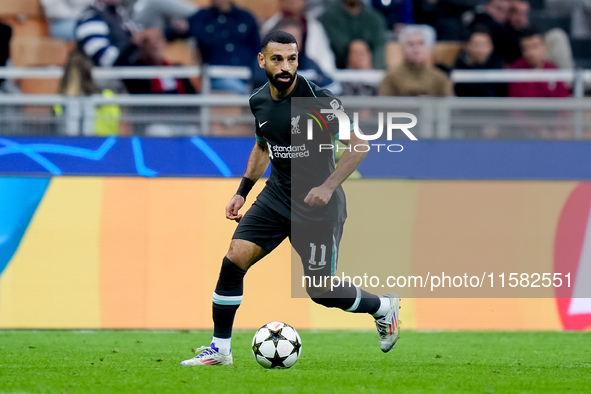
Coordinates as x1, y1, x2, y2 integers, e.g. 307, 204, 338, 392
309, 243, 327, 268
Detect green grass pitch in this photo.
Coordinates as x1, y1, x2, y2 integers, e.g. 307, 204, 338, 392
1, 330, 589, 393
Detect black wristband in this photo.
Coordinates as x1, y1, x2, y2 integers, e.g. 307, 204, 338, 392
236, 177, 255, 199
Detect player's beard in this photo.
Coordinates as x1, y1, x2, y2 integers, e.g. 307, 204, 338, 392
267, 69, 296, 92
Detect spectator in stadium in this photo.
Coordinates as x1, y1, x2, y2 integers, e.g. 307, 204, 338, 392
506, 0, 574, 69
319, 0, 387, 69
508, 29, 571, 138
504, 0, 528, 62
414, 0, 482, 40
370, 0, 413, 33
507, 28, 569, 97
75, 0, 141, 67
132, 0, 197, 31
40, 0, 93, 41
124, 28, 196, 94
55, 50, 121, 135
454, 25, 506, 97
260, 0, 336, 73
0, 23, 11, 79
185, 0, 260, 94
0, 22, 20, 134
251, 19, 340, 93
341, 40, 378, 96
378, 25, 453, 96
0, 23, 20, 94
468, 0, 514, 63
123, 28, 198, 136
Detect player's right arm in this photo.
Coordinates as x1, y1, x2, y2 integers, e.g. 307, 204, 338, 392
225, 140, 270, 222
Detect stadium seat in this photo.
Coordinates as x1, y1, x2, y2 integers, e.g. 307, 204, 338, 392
10, 36, 67, 93
10, 36, 69, 67
0, 0, 42, 17
165, 40, 194, 66
236, 0, 279, 20
386, 41, 403, 68
19, 78, 60, 94
432, 42, 462, 67
186, 0, 207, 6
3, 17, 49, 37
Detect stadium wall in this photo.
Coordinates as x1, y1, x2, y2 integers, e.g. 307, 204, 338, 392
0, 137, 590, 331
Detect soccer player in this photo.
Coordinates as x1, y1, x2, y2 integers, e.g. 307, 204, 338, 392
181, 30, 400, 366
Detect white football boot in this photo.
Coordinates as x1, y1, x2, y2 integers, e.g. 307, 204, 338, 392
374, 293, 401, 353
180, 344, 233, 366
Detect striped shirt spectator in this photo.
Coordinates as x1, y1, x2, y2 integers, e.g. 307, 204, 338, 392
75, 0, 140, 67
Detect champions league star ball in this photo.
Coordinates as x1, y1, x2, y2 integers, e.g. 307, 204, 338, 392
252, 321, 302, 369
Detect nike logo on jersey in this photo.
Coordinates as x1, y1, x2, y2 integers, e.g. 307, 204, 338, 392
258, 121, 268, 128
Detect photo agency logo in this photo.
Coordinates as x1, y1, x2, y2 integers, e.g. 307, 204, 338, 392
305, 99, 418, 153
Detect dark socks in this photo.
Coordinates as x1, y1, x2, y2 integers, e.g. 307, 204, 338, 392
212, 257, 246, 338
310, 281, 381, 314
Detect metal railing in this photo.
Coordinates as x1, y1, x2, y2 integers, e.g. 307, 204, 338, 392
1, 94, 589, 140
0, 66, 589, 96
1, 65, 591, 138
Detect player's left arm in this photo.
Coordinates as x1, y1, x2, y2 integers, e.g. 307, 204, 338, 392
304, 129, 368, 207
226, 140, 270, 222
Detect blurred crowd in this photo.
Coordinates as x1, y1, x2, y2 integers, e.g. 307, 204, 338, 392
0, 0, 587, 99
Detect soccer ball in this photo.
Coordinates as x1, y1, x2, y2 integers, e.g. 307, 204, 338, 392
252, 321, 302, 369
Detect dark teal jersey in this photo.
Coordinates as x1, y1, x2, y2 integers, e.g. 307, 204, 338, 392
249, 75, 347, 225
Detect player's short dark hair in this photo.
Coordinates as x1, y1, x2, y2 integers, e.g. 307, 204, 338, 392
260, 30, 297, 50
519, 27, 544, 43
